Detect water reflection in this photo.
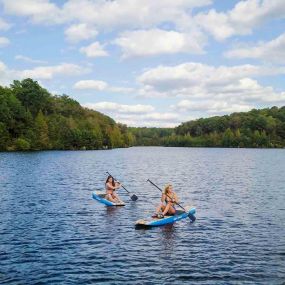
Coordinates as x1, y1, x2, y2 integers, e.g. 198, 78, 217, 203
159, 224, 176, 251
105, 206, 121, 216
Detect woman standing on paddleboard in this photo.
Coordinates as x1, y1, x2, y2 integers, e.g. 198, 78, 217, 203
152, 184, 179, 218
105, 175, 124, 204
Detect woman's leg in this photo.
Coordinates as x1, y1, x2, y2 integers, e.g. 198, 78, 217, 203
112, 192, 123, 203
162, 203, 176, 216
156, 204, 165, 214
152, 204, 165, 217
106, 193, 117, 203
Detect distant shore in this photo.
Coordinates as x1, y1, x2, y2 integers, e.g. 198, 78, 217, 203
1, 79, 284, 151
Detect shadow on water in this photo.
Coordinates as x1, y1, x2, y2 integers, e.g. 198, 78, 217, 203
159, 224, 176, 249
105, 206, 122, 216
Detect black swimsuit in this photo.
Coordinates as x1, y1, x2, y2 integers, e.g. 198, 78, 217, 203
165, 194, 176, 211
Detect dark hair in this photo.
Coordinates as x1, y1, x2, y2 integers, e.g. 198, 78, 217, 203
105, 175, 115, 186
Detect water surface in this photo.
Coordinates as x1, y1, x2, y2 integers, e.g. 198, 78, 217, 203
0, 147, 284, 284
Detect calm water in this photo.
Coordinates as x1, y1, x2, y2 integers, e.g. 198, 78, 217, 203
0, 147, 284, 285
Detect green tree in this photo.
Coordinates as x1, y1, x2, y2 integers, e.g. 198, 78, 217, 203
15, 138, 30, 151
11, 78, 51, 116
108, 126, 124, 148
0, 122, 10, 150
222, 128, 235, 147
252, 130, 261, 147
34, 110, 49, 149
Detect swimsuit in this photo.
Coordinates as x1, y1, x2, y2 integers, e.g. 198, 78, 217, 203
165, 195, 176, 214
106, 184, 115, 195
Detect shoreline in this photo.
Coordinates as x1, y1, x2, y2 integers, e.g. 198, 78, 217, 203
1, 145, 284, 153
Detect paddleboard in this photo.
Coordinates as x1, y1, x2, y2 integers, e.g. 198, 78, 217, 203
135, 207, 196, 227
92, 191, 125, 206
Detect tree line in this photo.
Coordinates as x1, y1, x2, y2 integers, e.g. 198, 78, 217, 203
128, 127, 173, 146
1, 78, 284, 151
0, 79, 135, 151
129, 107, 285, 148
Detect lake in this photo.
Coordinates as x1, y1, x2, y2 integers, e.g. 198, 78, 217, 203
0, 147, 284, 284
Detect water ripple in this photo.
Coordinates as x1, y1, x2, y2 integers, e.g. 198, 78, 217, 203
0, 147, 284, 284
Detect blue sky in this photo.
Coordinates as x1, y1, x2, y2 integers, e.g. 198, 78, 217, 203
0, 0, 284, 127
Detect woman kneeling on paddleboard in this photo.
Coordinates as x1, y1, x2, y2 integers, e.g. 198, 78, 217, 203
105, 175, 123, 204
152, 184, 178, 218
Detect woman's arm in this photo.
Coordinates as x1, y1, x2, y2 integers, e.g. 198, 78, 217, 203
161, 193, 166, 203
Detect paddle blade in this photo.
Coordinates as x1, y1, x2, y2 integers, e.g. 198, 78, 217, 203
188, 213, 196, 223
131, 194, 138, 201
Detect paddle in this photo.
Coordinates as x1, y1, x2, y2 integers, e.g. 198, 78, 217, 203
106, 171, 138, 201
147, 179, 196, 222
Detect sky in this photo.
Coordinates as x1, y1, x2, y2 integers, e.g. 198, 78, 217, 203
0, 0, 285, 127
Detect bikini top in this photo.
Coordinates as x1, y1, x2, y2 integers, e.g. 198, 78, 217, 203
106, 183, 115, 191
164, 193, 174, 203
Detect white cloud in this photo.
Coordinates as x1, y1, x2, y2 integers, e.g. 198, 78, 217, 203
80, 42, 108, 58
137, 62, 285, 113
84, 102, 155, 114
0, 60, 91, 92
171, 78, 285, 116
74, 80, 107, 90
62, 0, 211, 30
225, 33, 285, 64
114, 28, 206, 58
84, 101, 181, 127
74, 79, 134, 93
0, 60, 14, 85
173, 100, 253, 114
0, 17, 11, 30
195, 0, 285, 40
1, 0, 211, 31
15, 54, 48, 64
229, 78, 285, 104
20, 63, 90, 80
65, 23, 98, 43
2, 0, 283, 44
195, 10, 235, 41
0, 37, 10, 47
138, 62, 285, 93
113, 113, 181, 127
144, 112, 179, 121
1, 0, 64, 25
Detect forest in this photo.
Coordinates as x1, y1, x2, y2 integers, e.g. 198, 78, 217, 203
128, 127, 173, 146
0, 78, 284, 151
0, 79, 134, 151
129, 107, 285, 148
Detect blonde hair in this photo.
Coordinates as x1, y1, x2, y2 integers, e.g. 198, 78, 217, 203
164, 184, 172, 195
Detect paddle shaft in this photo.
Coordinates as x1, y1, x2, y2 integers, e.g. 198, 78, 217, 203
147, 179, 187, 212
106, 171, 130, 194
